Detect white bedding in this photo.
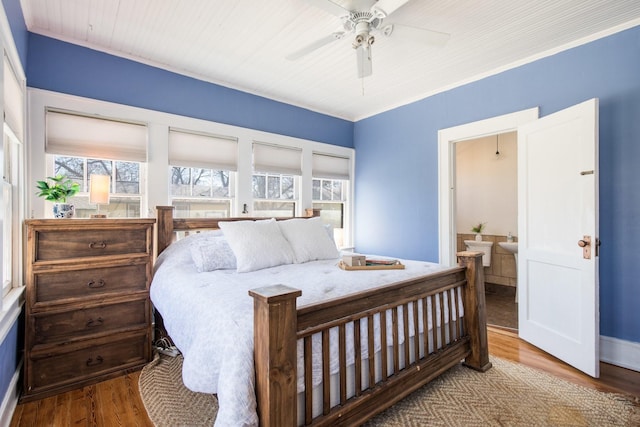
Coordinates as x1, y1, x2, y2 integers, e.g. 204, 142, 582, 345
150, 233, 453, 427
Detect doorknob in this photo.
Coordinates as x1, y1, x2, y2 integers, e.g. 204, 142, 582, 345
578, 235, 591, 259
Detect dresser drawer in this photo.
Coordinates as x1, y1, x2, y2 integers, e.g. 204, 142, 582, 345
33, 299, 148, 345
34, 228, 149, 261
29, 332, 148, 392
33, 263, 148, 306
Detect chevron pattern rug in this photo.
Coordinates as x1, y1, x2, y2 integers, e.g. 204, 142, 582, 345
139, 354, 639, 426
139, 354, 218, 426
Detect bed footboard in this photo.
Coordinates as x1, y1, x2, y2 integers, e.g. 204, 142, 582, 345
250, 252, 490, 427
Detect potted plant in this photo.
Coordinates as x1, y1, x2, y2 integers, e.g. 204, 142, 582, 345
471, 222, 486, 241
36, 175, 81, 218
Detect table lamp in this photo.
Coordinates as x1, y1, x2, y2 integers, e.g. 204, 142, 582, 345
89, 174, 110, 218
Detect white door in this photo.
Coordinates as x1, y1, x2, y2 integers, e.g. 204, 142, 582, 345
517, 98, 599, 377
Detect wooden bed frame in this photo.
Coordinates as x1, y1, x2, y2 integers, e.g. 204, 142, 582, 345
155, 206, 491, 427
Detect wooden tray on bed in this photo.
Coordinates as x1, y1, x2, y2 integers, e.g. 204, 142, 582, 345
338, 260, 405, 270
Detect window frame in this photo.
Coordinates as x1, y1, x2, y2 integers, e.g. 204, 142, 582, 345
28, 89, 355, 248
45, 155, 146, 219
1, 38, 26, 329
169, 165, 235, 218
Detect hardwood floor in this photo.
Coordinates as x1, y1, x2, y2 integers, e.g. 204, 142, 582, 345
10, 371, 153, 427
488, 326, 640, 398
11, 327, 640, 426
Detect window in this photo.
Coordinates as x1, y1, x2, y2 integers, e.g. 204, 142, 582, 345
168, 129, 236, 218
312, 153, 350, 248
171, 167, 232, 218
43, 110, 147, 218
50, 156, 142, 218
252, 143, 301, 217
2, 127, 22, 299
3, 53, 24, 302
252, 172, 296, 217
2, 180, 12, 298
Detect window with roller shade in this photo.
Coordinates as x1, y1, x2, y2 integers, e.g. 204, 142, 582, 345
168, 128, 237, 218
44, 109, 146, 218
252, 142, 301, 217
312, 153, 350, 249
2, 54, 24, 300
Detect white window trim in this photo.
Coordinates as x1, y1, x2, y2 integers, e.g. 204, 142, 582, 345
0, 0, 26, 342
28, 89, 355, 248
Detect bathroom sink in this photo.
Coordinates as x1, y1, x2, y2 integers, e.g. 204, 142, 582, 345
498, 242, 518, 254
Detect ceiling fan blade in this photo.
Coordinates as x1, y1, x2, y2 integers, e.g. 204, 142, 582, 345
371, 0, 410, 18
385, 23, 450, 47
356, 45, 372, 78
306, 0, 350, 17
286, 32, 345, 61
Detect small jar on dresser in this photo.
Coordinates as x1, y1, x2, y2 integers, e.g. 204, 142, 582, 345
21, 218, 155, 402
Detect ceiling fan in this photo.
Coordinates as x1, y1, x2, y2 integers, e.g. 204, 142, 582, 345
286, 0, 450, 78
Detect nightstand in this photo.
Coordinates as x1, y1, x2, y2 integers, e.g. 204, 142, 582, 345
22, 218, 155, 402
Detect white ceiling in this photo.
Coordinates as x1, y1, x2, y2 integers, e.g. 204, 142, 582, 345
20, 0, 640, 121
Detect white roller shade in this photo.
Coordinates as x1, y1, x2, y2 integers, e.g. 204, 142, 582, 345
312, 153, 350, 180
45, 110, 147, 162
253, 142, 302, 175
4, 55, 23, 141
169, 129, 237, 171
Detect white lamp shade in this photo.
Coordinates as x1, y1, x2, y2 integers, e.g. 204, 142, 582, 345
89, 174, 110, 204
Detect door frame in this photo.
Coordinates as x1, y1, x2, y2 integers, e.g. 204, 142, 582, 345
437, 108, 539, 266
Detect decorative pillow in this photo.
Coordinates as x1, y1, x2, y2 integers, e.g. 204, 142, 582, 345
155, 230, 223, 272
278, 217, 339, 263
218, 219, 295, 272
190, 237, 237, 272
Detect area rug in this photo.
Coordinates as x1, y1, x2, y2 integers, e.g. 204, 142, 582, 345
139, 354, 639, 427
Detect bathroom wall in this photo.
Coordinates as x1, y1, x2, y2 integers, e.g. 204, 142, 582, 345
455, 131, 517, 237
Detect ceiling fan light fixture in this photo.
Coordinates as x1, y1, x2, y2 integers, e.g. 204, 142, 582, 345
289, 0, 449, 78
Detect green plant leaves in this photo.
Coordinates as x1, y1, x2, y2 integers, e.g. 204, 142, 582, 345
35, 175, 80, 203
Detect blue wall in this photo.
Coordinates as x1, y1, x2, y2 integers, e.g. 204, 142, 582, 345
26, 34, 354, 148
2, 0, 27, 70
0, 321, 18, 401
354, 25, 640, 344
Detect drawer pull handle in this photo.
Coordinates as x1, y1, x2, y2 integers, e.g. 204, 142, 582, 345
89, 241, 107, 249
86, 317, 104, 328
87, 279, 106, 289
86, 356, 103, 367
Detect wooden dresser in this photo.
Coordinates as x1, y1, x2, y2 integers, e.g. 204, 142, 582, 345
22, 218, 155, 402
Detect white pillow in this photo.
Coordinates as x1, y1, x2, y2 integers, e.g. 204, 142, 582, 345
278, 217, 339, 263
219, 219, 295, 272
190, 237, 237, 272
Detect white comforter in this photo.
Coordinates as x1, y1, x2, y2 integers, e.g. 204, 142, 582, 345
151, 235, 450, 427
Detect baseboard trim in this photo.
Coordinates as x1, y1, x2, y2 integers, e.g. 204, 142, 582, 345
600, 335, 640, 372
0, 361, 21, 427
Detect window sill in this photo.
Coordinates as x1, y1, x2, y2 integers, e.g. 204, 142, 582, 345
0, 287, 24, 343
